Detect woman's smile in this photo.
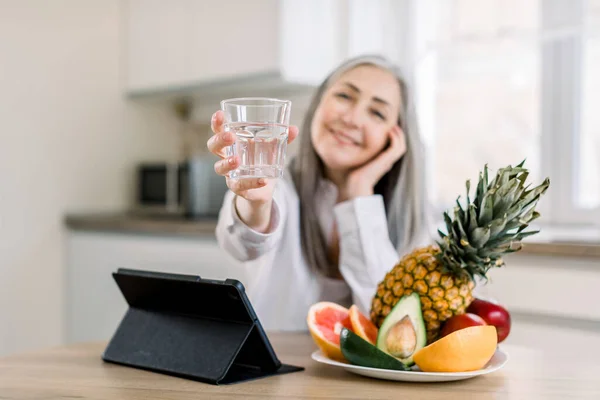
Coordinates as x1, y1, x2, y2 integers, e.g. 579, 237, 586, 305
326, 124, 361, 146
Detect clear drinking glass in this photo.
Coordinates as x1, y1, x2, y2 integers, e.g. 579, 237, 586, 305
221, 97, 292, 179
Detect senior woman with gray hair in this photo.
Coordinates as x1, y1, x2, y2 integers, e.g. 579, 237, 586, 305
207, 55, 433, 331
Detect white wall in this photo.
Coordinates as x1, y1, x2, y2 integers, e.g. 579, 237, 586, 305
0, 1, 180, 356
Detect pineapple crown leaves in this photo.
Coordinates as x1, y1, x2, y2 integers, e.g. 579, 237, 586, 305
436, 160, 550, 281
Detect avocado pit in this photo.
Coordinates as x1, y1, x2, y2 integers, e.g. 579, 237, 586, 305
384, 315, 417, 358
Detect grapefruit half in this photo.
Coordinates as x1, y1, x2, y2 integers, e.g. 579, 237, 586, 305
348, 305, 378, 345
307, 302, 353, 361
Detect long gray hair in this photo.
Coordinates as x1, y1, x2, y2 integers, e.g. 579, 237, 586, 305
289, 54, 433, 279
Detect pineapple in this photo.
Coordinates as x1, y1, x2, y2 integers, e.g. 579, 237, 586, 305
370, 161, 550, 343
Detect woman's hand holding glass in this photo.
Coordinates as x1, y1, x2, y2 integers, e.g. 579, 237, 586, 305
207, 110, 299, 232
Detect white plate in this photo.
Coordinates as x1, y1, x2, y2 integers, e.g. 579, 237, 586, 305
311, 348, 509, 382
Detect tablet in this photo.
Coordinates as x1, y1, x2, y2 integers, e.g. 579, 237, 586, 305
101, 268, 303, 385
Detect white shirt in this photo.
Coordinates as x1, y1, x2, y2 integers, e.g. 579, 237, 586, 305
215, 172, 403, 332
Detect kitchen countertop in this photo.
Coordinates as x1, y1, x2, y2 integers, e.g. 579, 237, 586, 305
64, 212, 219, 238
1, 330, 599, 399
64, 212, 600, 258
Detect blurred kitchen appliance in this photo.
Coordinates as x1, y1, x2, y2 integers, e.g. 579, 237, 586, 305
136, 155, 228, 218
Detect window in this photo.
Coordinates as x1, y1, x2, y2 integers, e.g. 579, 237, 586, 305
580, 3, 600, 210
411, 0, 600, 227
541, 0, 600, 225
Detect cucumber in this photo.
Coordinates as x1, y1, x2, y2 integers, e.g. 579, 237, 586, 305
339, 327, 410, 371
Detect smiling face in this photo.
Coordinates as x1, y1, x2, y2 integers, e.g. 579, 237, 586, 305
310, 64, 402, 174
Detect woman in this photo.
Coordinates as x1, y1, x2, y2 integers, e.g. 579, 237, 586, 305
207, 55, 434, 331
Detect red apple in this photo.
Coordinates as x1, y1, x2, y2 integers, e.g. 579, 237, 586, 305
439, 313, 487, 338
466, 298, 511, 343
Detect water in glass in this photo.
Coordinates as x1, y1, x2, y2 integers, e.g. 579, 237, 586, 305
225, 122, 288, 179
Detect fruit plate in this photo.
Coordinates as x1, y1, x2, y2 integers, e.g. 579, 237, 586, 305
311, 348, 508, 383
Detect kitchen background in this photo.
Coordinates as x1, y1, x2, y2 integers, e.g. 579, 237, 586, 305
1, 0, 599, 357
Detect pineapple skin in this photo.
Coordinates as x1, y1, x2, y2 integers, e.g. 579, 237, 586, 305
370, 245, 475, 344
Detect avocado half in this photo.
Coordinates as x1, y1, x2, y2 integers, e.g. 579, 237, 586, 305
376, 292, 426, 366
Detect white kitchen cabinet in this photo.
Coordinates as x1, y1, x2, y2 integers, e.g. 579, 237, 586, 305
65, 230, 600, 345
65, 231, 245, 344
123, 0, 411, 99
124, 0, 190, 91
124, 0, 282, 94
484, 252, 600, 322
187, 0, 280, 85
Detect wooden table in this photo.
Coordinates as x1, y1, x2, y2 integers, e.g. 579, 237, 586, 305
1, 332, 599, 399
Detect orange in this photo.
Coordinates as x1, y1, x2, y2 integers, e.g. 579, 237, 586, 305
348, 305, 378, 345
413, 325, 497, 372
307, 302, 353, 361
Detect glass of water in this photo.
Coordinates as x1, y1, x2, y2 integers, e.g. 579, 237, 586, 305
221, 97, 292, 179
